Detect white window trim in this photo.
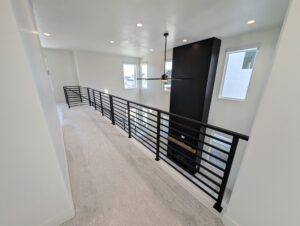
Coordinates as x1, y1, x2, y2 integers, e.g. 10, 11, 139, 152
140, 62, 148, 89
123, 63, 138, 90
218, 45, 260, 101
163, 59, 172, 92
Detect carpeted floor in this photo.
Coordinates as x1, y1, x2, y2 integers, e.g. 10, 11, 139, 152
60, 105, 224, 226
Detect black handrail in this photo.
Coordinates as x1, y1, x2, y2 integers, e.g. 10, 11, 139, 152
63, 86, 249, 212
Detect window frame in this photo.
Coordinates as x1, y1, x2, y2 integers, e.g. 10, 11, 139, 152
219, 45, 259, 101
140, 63, 148, 89
163, 59, 173, 92
123, 63, 138, 90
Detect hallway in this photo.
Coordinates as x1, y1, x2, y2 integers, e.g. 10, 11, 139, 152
60, 105, 223, 226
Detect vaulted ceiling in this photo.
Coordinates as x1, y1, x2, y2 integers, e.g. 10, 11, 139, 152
32, 0, 289, 57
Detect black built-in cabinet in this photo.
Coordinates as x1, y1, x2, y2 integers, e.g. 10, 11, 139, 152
167, 37, 221, 173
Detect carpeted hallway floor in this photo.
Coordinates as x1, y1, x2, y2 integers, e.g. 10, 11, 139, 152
60, 105, 224, 226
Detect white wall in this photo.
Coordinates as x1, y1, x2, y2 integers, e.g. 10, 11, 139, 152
209, 28, 280, 189
74, 50, 140, 102
140, 50, 172, 111
43, 48, 79, 103
223, 1, 300, 225
0, 0, 74, 225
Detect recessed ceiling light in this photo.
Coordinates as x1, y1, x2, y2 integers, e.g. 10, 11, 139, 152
182, 39, 188, 43
43, 32, 51, 37
32, 31, 39, 35
149, 49, 154, 52
137, 23, 143, 27
247, 20, 256, 25
110, 40, 115, 44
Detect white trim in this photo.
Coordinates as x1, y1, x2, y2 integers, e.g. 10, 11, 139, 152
140, 63, 148, 89
41, 207, 75, 226
219, 46, 259, 101
122, 63, 138, 90
222, 213, 240, 226
163, 60, 172, 92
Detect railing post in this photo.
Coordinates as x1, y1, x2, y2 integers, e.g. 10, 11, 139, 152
64, 88, 70, 108
78, 86, 83, 103
127, 101, 131, 138
213, 136, 239, 212
109, 95, 115, 125
93, 89, 96, 110
87, 88, 91, 106
99, 91, 104, 116
155, 111, 161, 161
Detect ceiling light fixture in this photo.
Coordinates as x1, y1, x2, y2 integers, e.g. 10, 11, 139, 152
110, 40, 115, 44
247, 20, 256, 25
43, 32, 51, 37
149, 49, 154, 52
137, 23, 143, 27
32, 31, 39, 35
182, 39, 188, 43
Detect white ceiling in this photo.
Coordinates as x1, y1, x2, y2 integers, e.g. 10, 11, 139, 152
32, 0, 289, 57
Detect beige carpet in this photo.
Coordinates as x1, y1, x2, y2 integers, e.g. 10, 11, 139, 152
61, 106, 224, 226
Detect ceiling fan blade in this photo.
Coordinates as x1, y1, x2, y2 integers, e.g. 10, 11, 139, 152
137, 77, 162, 80
168, 77, 192, 81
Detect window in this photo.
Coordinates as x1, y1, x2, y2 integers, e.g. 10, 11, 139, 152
163, 60, 172, 92
141, 63, 148, 89
123, 64, 137, 89
220, 48, 258, 100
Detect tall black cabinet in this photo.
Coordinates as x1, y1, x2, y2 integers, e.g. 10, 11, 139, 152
167, 37, 221, 173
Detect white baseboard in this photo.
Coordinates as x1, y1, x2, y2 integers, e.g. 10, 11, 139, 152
41, 207, 75, 226
222, 213, 240, 226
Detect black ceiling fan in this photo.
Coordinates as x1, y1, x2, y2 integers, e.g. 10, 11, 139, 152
137, 32, 192, 81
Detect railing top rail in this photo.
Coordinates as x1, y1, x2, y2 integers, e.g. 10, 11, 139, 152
64, 86, 249, 141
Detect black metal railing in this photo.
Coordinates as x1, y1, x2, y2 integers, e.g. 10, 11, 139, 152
63, 86, 249, 212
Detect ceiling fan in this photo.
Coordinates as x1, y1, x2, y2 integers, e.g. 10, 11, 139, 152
137, 32, 192, 81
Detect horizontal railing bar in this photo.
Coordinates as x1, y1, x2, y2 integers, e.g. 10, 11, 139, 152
64, 85, 81, 87
131, 133, 156, 153
158, 145, 204, 171
158, 153, 218, 200
114, 113, 126, 122
112, 98, 127, 105
160, 118, 232, 145
114, 110, 124, 119
116, 113, 127, 121
102, 98, 110, 104
115, 118, 126, 128
113, 102, 127, 110
103, 113, 111, 119
159, 136, 225, 172
113, 105, 126, 113
130, 110, 158, 124
162, 112, 248, 141
158, 149, 221, 190
160, 126, 229, 156
159, 141, 224, 180
130, 117, 157, 132
131, 123, 157, 141
130, 115, 157, 130
115, 122, 125, 130
129, 105, 158, 117
163, 131, 227, 164
132, 128, 157, 146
